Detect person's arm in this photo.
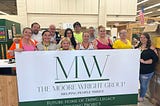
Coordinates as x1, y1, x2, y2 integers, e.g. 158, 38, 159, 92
51, 40, 57, 44
150, 49, 159, 63
75, 43, 80, 50
140, 59, 152, 64
150, 46, 158, 55
7, 42, 16, 59
14, 48, 23, 52
140, 49, 159, 64
112, 40, 118, 49
127, 40, 133, 49
92, 39, 97, 49
108, 38, 113, 45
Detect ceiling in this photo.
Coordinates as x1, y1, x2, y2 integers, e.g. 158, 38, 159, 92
0, 0, 17, 15
137, 0, 160, 18
0, 0, 159, 18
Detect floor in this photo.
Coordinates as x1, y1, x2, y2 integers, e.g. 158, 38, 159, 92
137, 97, 154, 106
119, 97, 155, 106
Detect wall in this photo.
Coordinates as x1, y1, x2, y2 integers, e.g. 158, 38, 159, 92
26, 0, 98, 14
27, 14, 98, 28
0, 0, 137, 29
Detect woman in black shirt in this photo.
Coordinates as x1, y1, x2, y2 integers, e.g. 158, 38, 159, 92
135, 33, 158, 102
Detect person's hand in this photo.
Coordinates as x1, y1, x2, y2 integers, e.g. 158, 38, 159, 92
50, 40, 57, 44
140, 59, 144, 63
14, 48, 23, 52
8, 50, 14, 56
140, 59, 152, 64
52, 40, 57, 44
13, 38, 20, 43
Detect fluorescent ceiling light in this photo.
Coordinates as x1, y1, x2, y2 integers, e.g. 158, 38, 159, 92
157, 9, 160, 11
136, 11, 152, 17
0, 11, 9, 15
144, 11, 152, 15
137, 0, 149, 5
137, 3, 160, 13
137, 10, 141, 13
144, 3, 160, 10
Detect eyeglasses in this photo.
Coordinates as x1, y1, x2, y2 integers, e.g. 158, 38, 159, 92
100, 30, 105, 32
67, 32, 72, 34
140, 37, 146, 39
120, 32, 127, 34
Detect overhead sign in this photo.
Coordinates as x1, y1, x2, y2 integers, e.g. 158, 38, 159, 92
15, 50, 140, 106
62, 23, 73, 29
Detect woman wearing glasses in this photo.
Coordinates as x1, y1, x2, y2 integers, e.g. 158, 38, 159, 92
113, 29, 132, 49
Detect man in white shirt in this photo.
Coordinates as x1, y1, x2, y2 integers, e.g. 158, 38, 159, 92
31, 22, 42, 43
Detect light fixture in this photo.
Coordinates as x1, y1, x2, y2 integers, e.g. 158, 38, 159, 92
144, 11, 152, 15
144, 3, 160, 11
137, 0, 149, 5
0, 11, 9, 15
137, 3, 160, 12
136, 11, 152, 17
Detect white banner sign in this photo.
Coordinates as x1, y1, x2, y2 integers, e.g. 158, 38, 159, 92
15, 50, 140, 106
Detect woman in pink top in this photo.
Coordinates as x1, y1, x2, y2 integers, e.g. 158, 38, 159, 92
18, 27, 37, 51
7, 27, 37, 58
93, 25, 112, 49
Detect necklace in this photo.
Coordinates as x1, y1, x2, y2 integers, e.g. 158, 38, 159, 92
99, 37, 108, 45
140, 45, 147, 52
82, 42, 89, 49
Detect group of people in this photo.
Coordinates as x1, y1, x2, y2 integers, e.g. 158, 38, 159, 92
7, 21, 134, 56
7, 21, 159, 102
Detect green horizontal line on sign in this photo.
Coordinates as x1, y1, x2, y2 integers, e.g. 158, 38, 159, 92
55, 79, 109, 84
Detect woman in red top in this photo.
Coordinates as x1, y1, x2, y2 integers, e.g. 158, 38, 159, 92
7, 27, 37, 59
93, 25, 112, 49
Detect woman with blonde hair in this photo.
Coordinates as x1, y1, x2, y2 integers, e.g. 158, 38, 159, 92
93, 25, 112, 49
7, 27, 37, 59
77, 31, 94, 50
58, 37, 73, 50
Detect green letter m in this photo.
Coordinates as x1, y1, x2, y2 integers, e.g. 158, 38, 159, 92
55, 56, 78, 79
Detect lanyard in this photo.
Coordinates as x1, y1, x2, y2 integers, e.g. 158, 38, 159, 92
42, 42, 50, 51
43, 45, 48, 51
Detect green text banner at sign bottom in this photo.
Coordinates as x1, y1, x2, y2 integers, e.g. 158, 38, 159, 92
19, 94, 138, 106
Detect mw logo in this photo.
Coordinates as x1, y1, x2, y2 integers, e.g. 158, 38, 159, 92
55, 55, 110, 80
